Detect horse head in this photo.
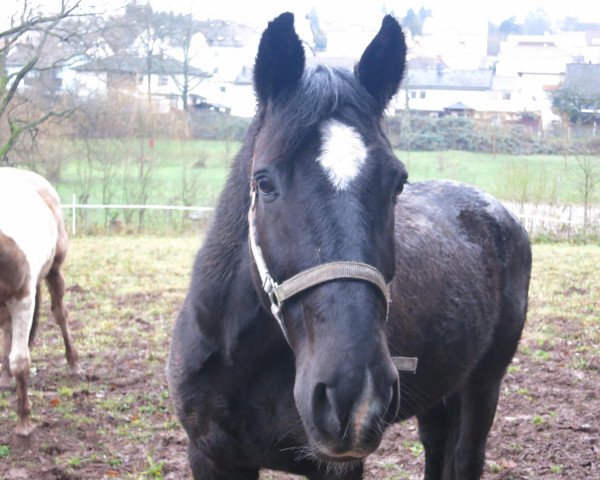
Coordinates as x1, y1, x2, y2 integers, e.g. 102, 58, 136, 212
249, 13, 408, 461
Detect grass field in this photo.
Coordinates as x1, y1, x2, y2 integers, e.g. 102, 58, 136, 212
46, 139, 598, 210
0, 236, 598, 479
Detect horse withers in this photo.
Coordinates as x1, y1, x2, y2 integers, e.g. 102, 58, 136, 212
0, 167, 81, 437
167, 13, 532, 480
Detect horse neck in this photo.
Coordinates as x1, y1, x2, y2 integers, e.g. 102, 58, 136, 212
190, 122, 280, 355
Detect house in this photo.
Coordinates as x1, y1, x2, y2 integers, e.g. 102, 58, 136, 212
194, 63, 256, 117
5, 32, 86, 99
188, 20, 260, 117
494, 34, 585, 128
411, 13, 489, 70
75, 54, 211, 112
395, 68, 494, 117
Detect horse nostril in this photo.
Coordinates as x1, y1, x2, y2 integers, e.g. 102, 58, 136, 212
311, 382, 342, 436
384, 377, 400, 423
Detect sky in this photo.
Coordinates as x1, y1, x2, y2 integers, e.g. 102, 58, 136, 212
3, 0, 600, 29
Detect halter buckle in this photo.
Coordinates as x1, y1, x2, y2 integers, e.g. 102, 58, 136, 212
263, 276, 281, 309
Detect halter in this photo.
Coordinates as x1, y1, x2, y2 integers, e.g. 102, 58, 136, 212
247, 182, 418, 373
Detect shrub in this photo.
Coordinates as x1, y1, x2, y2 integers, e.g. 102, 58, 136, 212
187, 111, 251, 141
385, 114, 600, 155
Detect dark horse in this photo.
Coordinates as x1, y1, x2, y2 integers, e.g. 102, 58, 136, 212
167, 13, 531, 480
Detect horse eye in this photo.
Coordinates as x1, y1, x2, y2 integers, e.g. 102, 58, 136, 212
257, 176, 275, 195
393, 181, 404, 200
393, 172, 408, 201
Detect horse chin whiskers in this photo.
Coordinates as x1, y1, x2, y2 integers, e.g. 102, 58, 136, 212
294, 446, 363, 477
283, 443, 364, 473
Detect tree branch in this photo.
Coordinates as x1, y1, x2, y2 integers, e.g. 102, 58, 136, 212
0, 56, 37, 119
0, 107, 75, 159
0, 2, 82, 40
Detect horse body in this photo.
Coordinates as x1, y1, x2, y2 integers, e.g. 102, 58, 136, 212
168, 13, 531, 480
0, 167, 80, 436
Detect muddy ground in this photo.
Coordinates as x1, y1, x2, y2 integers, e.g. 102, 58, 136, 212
0, 239, 598, 479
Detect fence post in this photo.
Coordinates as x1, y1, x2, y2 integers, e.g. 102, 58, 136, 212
72, 193, 76, 236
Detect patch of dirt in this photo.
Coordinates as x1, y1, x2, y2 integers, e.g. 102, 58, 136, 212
2, 315, 597, 480
266, 324, 599, 480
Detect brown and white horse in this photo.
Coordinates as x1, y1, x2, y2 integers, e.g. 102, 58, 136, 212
0, 167, 80, 436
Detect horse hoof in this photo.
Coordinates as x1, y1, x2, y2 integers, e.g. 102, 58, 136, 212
69, 364, 84, 379
14, 419, 36, 438
0, 374, 12, 390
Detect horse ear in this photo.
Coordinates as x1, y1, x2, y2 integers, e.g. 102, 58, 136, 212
356, 15, 406, 110
254, 12, 305, 104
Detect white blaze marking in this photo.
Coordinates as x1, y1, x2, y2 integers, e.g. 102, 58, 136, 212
317, 119, 367, 191
353, 369, 374, 441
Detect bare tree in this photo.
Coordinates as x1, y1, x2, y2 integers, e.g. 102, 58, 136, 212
166, 14, 211, 111
573, 153, 600, 234
0, 1, 93, 161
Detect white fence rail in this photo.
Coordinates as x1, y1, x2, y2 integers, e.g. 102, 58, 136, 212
503, 201, 600, 239
62, 195, 214, 235
61, 195, 599, 239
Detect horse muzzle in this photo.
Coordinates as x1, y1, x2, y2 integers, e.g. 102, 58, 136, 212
300, 364, 400, 460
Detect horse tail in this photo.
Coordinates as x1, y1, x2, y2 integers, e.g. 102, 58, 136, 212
29, 288, 41, 348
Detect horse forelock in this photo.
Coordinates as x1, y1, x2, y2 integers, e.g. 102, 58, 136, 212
256, 66, 379, 166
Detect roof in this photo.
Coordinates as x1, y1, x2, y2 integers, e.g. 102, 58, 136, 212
75, 54, 210, 77
404, 69, 493, 90
444, 101, 475, 111
234, 65, 252, 84
407, 57, 449, 70
6, 30, 89, 69
491, 75, 518, 91
564, 63, 600, 96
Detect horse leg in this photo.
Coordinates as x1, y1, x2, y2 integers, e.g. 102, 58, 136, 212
7, 291, 36, 436
441, 377, 501, 480
45, 265, 81, 377
187, 443, 259, 480
445, 305, 522, 480
0, 309, 12, 389
418, 395, 460, 480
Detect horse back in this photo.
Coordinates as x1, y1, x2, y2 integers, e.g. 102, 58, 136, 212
0, 169, 62, 289
389, 180, 531, 415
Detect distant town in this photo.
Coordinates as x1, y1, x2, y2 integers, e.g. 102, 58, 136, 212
6, 3, 600, 131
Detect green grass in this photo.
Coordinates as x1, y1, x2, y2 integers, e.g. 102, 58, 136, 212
45, 140, 598, 209
0, 444, 10, 458
53, 139, 238, 207
398, 150, 595, 205
33, 138, 598, 234
526, 244, 600, 345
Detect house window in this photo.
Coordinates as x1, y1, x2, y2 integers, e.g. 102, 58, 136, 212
158, 75, 169, 86
420, 91, 426, 99
502, 92, 511, 100
410, 91, 416, 99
